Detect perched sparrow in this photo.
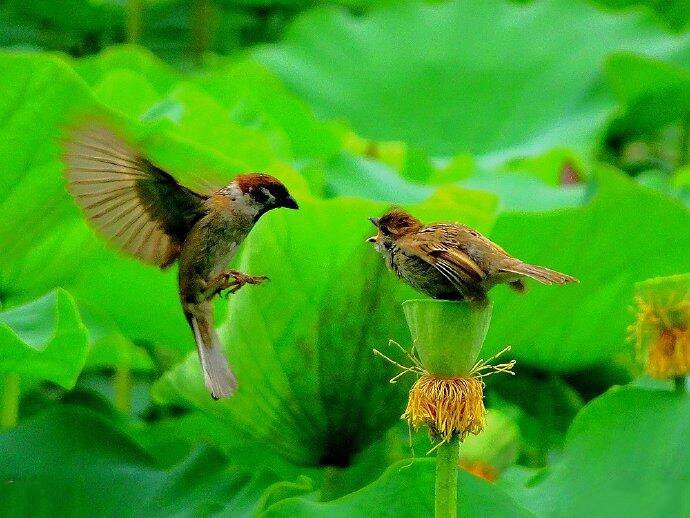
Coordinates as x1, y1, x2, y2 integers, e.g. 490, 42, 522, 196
367, 208, 577, 301
62, 123, 298, 399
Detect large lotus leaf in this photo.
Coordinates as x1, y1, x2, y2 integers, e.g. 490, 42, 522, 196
0, 289, 88, 388
518, 385, 690, 516
592, 0, 690, 31
193, 58, 343, 161
255, 0, 690, 162
0, 170, 189, 356
604, 53, 690, 139
72, 48, 293, 174
264, 458, 533, 517
154, 188, 499, 466
0, 406, 280, 516
487, 374, 584, 467
323, 152, 435, 203
135, 404, 519, 502
73, 45, 181, 94
78, 302, 153, 372
75, 48, 342, 169
483, 168, 690, 371
0, 52, 188, 350
460, 171, 587, 212
152, 82, 281, 170
90, 69, 162, 119
2, 0, 122, 39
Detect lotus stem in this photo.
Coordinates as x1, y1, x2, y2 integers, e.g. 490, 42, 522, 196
114, 364, 132, 413
679, 114, 689, 167
674, 376, 687, 393
435, 437, 460, 518
191, 0, 212, 66
126, 0, 142, 44
321, 466, 343, 501
1, 373, 20, 430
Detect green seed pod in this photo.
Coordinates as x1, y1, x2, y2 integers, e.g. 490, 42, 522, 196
403, 299, 493, 376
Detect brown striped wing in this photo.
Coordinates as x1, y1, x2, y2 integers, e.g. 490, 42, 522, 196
396, 224, 489, 296
62, 124, 208, 268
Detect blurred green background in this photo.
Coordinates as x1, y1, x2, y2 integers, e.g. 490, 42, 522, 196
1, 0, 689, 516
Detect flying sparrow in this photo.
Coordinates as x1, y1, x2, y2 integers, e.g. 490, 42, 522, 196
62, 123, 298, 399
367, 208, 577, 301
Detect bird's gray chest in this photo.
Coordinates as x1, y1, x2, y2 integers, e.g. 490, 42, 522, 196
205, 219, 250, 276
387, 246, 458, 299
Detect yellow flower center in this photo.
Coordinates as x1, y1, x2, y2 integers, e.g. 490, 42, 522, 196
402, 374, 486, 443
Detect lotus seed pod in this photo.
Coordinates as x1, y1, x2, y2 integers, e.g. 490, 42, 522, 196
402, 299, 493, 376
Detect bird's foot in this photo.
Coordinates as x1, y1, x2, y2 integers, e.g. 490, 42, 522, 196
213, 270, 269, 298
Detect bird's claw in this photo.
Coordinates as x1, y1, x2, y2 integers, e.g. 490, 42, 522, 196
217, 271, 269, 296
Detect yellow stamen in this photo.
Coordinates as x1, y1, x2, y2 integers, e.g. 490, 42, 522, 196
402, 374, 486, 443
374, 341, 514, 447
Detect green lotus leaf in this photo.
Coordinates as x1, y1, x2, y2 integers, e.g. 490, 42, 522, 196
460, 171, 587, 212
74, 48, 343, 171
193, 58, 343, 162
459, 409, 520, 476
91, 69, 162, 118
322, 153, 435, 203
592, 0, 690, 31
0, 406, 280, 516
263, 458, 533, 517
73, 45, 180, 94
605, 53, 690, 141
79, 303, 154, 372
519, 385, 690, 516
487, 374, 584, 467
0, 289, 88, 388
483, 168, 690, 371
155, 81, 281, 170
154, 188, 499, 466
255, 0, 690, 161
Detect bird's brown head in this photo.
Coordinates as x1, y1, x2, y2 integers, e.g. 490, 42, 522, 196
367, 208, 422, 247
231, 173, 298, 220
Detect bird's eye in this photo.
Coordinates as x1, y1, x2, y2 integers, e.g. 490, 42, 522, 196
380, 225, 391, 235
252, 187, 272, 204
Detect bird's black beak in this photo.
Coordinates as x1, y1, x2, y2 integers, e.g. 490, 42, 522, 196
369, 217, 379, 227
282, 195, 299, 210
366, 235, 377, 244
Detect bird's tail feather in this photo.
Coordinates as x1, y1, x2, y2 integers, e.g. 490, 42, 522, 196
188, 311, 237, 399
501, 262, 578, 285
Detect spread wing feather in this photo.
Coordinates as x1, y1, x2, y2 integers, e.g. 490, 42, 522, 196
62, 123, 209, 268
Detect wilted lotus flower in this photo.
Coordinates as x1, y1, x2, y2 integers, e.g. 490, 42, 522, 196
374, 298, 514, 518
629, 274, 690, 382
398, 299, 513, 443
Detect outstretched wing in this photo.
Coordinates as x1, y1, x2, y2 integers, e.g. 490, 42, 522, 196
62, 123, 209, 268
396, 224, 489, 296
